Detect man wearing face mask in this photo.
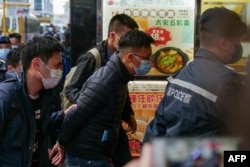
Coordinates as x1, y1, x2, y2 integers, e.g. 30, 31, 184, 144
64, 14, 139, 167
0, 36, 67, 167
50, 30, 154, 167
143, 7, 247, 142
0, 36, 11, 60
45, 24, 61, 41
8, 33, 22, 49
0, 36, 11, 81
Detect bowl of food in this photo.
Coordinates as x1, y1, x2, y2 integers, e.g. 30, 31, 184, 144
153, 47, 189, 74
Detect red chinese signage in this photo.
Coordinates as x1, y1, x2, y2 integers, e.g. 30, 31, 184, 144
129, 92, 164, 109
145, 27, 171, 46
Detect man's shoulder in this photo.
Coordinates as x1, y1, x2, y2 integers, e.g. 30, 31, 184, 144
0, 79, 20, 91
89, 40, 108, 58
77, 47, 100, 62
93, 63, 120, 83
0, 80, 20, 102
227, 70, 245, 85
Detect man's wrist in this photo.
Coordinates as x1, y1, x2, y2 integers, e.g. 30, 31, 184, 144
56, 141, 65, 150
62, 111, 65, 117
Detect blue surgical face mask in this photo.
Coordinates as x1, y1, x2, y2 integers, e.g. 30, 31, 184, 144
0, 49, 10, 60
133, 56, 151, 75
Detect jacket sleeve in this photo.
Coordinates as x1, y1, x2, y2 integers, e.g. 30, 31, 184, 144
65, 53, 96, 103
143, 96, 167, 143
48, 110, 64, 147
0, 90, 11, 152
122, 90, 134, 123
58, 78, 110, 146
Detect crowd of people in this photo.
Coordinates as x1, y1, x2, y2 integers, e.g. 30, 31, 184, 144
0, 6, 250, 167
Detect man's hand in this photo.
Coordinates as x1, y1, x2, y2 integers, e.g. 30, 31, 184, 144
63, 104, 77, 116
49, 141, 65, 165
127, 115, 137, 134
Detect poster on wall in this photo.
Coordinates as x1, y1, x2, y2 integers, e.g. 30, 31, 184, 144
124, 81, 167, 156
103, 0, 196, 76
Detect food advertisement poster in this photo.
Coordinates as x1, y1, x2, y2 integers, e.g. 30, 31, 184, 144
103, 0, 196, 76
122, 81, 167, 156
201, 0, 250, 74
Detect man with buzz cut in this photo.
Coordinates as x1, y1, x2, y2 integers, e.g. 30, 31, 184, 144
50, 29, 155, 167
63, 13, 140, 167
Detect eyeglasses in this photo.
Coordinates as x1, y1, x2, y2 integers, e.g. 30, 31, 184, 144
132, 53, 151, 61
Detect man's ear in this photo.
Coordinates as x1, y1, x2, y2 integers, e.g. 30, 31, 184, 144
126, 52, 134, 63
218, 37, 228, 50
31, 58, 41, 71
109, 31, 116, 42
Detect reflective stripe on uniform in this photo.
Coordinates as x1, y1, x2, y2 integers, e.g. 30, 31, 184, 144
168, 76, 217, 102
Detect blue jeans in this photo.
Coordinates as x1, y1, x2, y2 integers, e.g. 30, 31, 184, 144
65, 154, 113, 167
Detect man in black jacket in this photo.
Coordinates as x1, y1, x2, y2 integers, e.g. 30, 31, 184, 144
64, 13, 139, 166
50, 30, 154, 167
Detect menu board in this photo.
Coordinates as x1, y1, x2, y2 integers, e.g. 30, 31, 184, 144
103, 0, 196, 76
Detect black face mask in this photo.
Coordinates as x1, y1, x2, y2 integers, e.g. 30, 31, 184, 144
228, 44, 243, 64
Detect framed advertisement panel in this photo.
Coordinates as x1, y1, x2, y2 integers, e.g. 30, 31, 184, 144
102, 0, 196, 77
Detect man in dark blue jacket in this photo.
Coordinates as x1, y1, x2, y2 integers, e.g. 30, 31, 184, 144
143, 7, 247, 141
50, 30, 155, 167
0, 36, 65, 167
64, 13, 139, 166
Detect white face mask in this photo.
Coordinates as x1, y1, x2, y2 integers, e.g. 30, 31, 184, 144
11, 45, 19, 49
39, 59, 62, 89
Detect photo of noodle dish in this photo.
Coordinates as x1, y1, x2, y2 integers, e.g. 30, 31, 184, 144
153, 47, 189, 74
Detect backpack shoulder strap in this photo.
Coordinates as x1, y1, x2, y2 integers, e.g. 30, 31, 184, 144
88, 48, 101, 70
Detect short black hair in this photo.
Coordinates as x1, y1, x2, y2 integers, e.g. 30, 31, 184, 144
108, 14, 139, 37
20, 36, 64, 70
0, 36, 10, 44
8, 33, 22, 40
5, 48, 21, 68
199, 7, 247, 38
119, 30, 154, 51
